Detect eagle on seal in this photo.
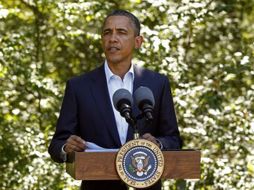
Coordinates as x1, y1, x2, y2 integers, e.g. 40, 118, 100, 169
131, 152, 151, 177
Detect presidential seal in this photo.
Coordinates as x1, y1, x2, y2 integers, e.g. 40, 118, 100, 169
116, 139, 164, 188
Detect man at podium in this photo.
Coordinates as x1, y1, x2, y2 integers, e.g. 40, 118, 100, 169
48, 9, 182, 190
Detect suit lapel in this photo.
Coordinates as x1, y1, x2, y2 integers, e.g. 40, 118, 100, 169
90, 65, 121, 147
126, 65, 144, 141
133, 65, 145, 120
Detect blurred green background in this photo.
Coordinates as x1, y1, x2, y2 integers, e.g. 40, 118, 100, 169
0, 0, 253, 189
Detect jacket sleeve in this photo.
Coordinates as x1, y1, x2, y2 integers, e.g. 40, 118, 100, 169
156, 76, 182, 150
48, 80, 78, 163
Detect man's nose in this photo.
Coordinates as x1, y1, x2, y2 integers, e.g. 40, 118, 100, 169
109, 32, 118, 42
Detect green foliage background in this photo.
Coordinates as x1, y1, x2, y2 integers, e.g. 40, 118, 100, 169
0, 0, 253, 189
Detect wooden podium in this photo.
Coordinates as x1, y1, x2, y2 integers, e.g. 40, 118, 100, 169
66, 150, 201, 180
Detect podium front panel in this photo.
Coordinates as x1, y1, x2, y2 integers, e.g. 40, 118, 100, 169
66, 150, 200, 180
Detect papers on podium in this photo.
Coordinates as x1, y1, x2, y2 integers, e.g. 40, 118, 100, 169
85, 141, 119, 152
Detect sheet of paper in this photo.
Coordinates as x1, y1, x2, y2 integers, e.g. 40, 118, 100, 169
85, 141, 119, 152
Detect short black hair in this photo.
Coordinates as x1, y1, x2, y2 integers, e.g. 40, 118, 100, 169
103, 9, 141, 36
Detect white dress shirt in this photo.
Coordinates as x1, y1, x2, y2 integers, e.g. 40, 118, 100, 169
104, 61, 134, 145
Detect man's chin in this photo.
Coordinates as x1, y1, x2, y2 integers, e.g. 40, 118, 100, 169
106, 58, 122, 65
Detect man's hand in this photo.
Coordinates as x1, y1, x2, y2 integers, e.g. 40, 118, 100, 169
64, 135, 86, 153
141, 133, 160, 148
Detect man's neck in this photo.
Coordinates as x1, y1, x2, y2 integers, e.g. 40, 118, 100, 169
107, 61, 132, 79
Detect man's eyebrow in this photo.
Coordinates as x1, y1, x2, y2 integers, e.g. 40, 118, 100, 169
103, 27, 128, 32
116, 28, 128, 32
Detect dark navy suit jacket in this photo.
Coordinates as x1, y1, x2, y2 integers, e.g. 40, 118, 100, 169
48, 64, 181, 163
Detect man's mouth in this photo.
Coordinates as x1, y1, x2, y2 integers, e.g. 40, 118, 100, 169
107, 47, 120, 52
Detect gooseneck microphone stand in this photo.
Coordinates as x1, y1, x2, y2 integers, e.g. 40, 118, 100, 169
127, 113, 153, 140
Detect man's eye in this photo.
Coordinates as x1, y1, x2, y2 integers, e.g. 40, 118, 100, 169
103, 31, 111, 35
119, 30, 127, 34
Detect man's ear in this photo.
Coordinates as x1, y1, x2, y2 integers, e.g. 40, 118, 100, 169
135, 36, 144, 49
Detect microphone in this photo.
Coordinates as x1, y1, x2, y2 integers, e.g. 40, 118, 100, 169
112, 88, 135, 126
134, 86, 155, 121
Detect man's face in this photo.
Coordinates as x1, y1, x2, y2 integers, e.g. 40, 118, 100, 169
102, 16, 142, 65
